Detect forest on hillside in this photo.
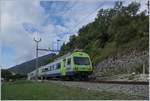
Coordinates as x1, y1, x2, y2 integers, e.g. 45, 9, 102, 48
59, 1, 149, 66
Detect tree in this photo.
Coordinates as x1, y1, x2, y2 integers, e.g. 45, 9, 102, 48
1, 69, 12, 80
127, 2, 140, 16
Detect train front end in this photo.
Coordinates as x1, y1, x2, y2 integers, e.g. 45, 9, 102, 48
72, 52, 93, 79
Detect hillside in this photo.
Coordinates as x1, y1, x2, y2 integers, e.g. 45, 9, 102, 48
59, 1, 149, 66
9, 53, 56, 74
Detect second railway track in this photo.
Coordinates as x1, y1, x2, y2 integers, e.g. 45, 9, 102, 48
84, 80, 149, 85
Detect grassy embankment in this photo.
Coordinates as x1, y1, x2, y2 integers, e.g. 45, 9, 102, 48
1, 80, 147, 100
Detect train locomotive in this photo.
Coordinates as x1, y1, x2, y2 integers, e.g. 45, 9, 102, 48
28, 51, 93, 80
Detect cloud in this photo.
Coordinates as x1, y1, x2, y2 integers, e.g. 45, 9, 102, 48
40, 1, 108, 43
1, 0, 45, 68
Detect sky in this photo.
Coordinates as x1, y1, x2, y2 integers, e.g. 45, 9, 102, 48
0, 0, 148, 69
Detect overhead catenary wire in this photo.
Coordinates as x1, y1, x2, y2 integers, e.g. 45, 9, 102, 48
51, 1, 78, 47
44, 1, 78, 20
63, 2, 105, 43
60, 1, 78, 16
31, 1, 105, 50
69, 2, 105, 34
42, 0, 78, 43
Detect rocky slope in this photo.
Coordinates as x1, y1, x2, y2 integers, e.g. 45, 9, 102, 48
91, 50, 149, 80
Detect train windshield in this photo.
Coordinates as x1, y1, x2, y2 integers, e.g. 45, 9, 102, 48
73, 57, 90, 65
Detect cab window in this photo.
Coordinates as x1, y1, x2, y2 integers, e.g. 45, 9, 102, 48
73, 57, 90, 65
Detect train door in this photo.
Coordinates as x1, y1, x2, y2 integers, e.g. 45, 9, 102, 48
60, 59, 66, 76
66, 57, 72, 71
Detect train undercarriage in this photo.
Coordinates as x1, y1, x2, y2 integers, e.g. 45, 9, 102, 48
38, 71, 92, 81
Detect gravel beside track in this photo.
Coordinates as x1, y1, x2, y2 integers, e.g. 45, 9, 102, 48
47, 80, 149, 98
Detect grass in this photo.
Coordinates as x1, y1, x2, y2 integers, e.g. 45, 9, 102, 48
1, 80, 147, 100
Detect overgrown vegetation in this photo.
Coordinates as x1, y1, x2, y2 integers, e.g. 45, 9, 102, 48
59, 1, 149, 66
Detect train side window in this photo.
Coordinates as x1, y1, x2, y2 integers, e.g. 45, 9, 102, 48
49, 66, 52, 71
45, 68, 48, 71
63, 59, 66, 61
42, 68, 45, 72
53, 65, 55, 70
67, 58, 71, 65
54, 64, 57, 70
57, 63, 61, 69
49, 66, 51, 71
52, 65, 54, 70
50, 66, 52, 71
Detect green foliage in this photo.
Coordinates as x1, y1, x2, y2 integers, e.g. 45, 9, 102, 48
59, 1, 149, 66
94, 42, 116, 64
134, 64, 149, 74
1, 69, 26, 81
1, 69, 12, 80
134, 64, 143, 74
128, 74, 135, 80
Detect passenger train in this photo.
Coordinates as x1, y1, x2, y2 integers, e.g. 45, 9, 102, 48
28, 51, 93, 80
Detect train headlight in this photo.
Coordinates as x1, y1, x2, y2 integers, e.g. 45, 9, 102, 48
88, 66, 92, 70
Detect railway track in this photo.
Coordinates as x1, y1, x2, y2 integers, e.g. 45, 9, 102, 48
85, 80, 149, 85
48, 79, 149, 97
45, 78, 149, 85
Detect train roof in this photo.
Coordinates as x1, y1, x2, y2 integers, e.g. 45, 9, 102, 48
54, 50, 86, 61
55, 52, 72, 61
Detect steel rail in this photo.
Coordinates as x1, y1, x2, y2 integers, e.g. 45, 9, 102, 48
83, 80, 149, 85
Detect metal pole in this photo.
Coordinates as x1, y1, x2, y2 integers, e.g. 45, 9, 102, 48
57, 39, 60, 51
36, 41, 38, 80
34, 38, 41, 80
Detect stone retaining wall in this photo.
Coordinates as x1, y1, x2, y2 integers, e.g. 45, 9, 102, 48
93, 50, 149, 76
